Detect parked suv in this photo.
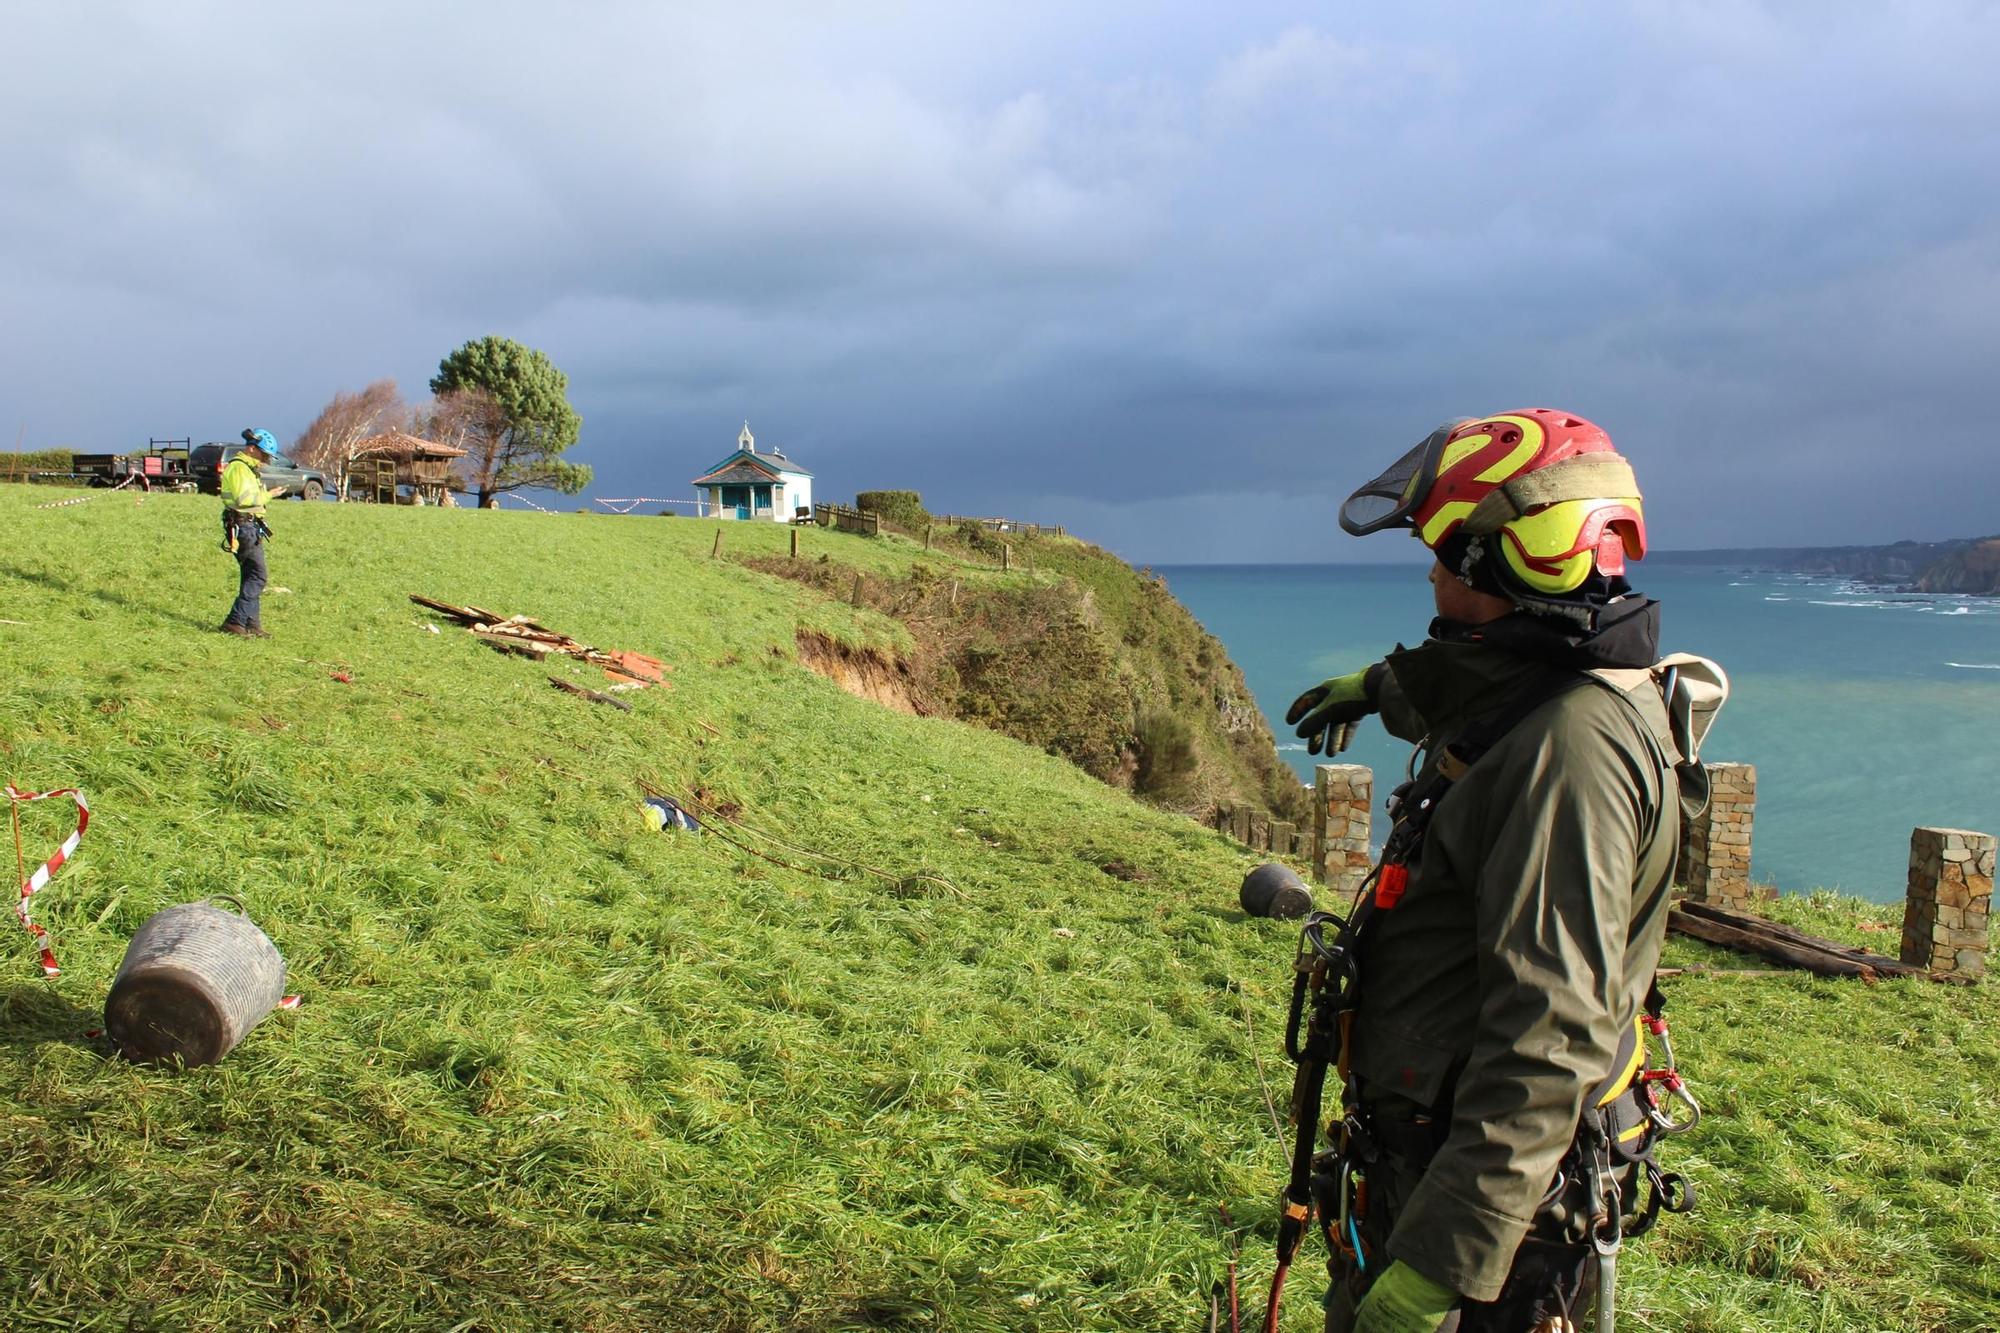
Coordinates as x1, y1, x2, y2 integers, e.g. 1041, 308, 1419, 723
189, 442, 331, 502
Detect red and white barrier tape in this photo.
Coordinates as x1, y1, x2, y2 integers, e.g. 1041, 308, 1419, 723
7, 784, 88, 976
33, 475, 140, 509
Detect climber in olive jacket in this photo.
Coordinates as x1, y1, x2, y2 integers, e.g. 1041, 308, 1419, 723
1288, 410, 1682, 1333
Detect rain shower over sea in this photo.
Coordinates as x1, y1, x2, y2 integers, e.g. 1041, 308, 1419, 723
1157, 563, 2000, 903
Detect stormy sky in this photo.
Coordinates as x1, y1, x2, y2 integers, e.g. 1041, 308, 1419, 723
3, 3, 1994, 562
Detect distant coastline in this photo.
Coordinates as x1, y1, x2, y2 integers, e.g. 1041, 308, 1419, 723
1654, 535, 2000, 596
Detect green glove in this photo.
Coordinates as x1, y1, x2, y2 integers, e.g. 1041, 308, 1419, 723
1285, 662, 1387, 755
1353, 1260, 1458, 1333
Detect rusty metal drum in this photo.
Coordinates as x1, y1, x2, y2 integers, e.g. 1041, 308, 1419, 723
104, 896, 287, 1066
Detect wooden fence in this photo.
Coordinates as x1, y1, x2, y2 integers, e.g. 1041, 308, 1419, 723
932, 513, 1066, 538
815, 501, 882, 536
1211, 804, 1302, 857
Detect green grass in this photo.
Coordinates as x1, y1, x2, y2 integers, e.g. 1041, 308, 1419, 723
1, 485, 1996, 1331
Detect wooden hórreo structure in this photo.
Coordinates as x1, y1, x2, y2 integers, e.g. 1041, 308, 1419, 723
346, 432, 468, 505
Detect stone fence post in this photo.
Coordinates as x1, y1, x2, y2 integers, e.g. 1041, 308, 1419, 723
1679, 762, 1755, 908
1901, 828, 1994, 981
1313, 763, 1373, 900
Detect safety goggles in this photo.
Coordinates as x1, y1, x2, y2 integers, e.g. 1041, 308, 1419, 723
1337, 419, 1471, 536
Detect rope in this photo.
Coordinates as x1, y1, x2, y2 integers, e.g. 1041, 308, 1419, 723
1238, 981, 1288, 1162
594, 497, 704, 514
7, 784, 88, 976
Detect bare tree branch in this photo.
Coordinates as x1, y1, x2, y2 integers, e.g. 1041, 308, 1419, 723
293, 380, 405, 493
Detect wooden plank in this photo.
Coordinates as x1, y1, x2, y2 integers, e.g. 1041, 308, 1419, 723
1676, 900, 1924, 976
409, 593, 482, 622
548, 676, 634, 712
473, 628, 555, 658
1667, 910, 1884, 979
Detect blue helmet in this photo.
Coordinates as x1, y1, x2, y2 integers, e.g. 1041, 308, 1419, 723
241, 428, 278, 455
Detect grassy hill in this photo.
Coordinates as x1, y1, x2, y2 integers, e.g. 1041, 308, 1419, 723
1, 484, 1996, 1331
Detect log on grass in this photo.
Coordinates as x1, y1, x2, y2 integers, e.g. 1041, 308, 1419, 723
1676, 900, 1926, 978
548, 676, 634, 712
1668, 910, 1886, 980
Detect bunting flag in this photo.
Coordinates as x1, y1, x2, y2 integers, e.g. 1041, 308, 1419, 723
7, 784, 89, 977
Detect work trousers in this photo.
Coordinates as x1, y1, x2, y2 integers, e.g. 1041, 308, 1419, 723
225, 520, 268, 629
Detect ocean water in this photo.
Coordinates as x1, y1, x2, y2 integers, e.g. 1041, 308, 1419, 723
1156, 563, 2000, 903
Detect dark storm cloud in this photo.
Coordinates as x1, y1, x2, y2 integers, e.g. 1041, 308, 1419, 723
3, 2, 1994, 560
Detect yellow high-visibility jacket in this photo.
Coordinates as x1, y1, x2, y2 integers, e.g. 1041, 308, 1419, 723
220, 455, 273, 516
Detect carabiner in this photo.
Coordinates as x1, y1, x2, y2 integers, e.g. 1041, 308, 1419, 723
1648, 1078, 1702, 1136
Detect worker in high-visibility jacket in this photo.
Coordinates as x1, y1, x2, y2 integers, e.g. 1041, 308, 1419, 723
219, 428, 287, 638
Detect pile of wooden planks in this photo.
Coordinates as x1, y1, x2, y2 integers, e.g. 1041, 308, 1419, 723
410, 594, 670, 688
1667, 899, 1932, 981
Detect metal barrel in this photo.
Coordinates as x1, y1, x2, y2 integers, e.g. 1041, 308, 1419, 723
104, 897, 286, 1066
1239, 862, 1315, 920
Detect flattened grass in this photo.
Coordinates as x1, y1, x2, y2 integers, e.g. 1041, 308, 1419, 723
0, 486, 1995, 1331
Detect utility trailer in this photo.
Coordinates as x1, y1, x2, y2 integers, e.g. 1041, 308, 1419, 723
72, 438, 199, 492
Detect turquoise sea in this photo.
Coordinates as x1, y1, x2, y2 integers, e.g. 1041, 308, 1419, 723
1156, 563, 2000, 903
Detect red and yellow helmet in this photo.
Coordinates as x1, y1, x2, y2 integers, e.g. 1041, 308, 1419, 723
1339, 409, 1646, 597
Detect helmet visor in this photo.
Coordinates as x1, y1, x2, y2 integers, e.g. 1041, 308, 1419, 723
1338, 420, 1464, 536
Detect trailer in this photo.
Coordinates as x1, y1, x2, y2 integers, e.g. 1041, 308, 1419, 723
73, 438, 199, 492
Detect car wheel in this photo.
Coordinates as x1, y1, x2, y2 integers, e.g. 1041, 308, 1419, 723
301, 480, 324, 502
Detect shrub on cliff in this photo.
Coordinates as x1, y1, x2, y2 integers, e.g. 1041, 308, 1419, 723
1133, 709, 1199, 799
856, 489, 930, 533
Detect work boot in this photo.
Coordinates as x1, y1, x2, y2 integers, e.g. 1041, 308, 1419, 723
219, 622, 252, 637
246, 622, 271, 639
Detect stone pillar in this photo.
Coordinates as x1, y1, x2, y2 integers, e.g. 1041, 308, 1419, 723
1270, 821, 1296, 858
1313, 763, 1373, 899
1900, 828, 1995, 981
1679, 762, 1755, 908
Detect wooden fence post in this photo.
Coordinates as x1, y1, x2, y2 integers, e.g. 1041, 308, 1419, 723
790, 528, 799, 558
710, 529, 723, 558
851, 573, 864, 606
1001, 545, 1011, 573
924, 525, 933, 551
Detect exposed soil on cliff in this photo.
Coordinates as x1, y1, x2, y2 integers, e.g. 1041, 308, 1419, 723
794, 628, 928, 716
